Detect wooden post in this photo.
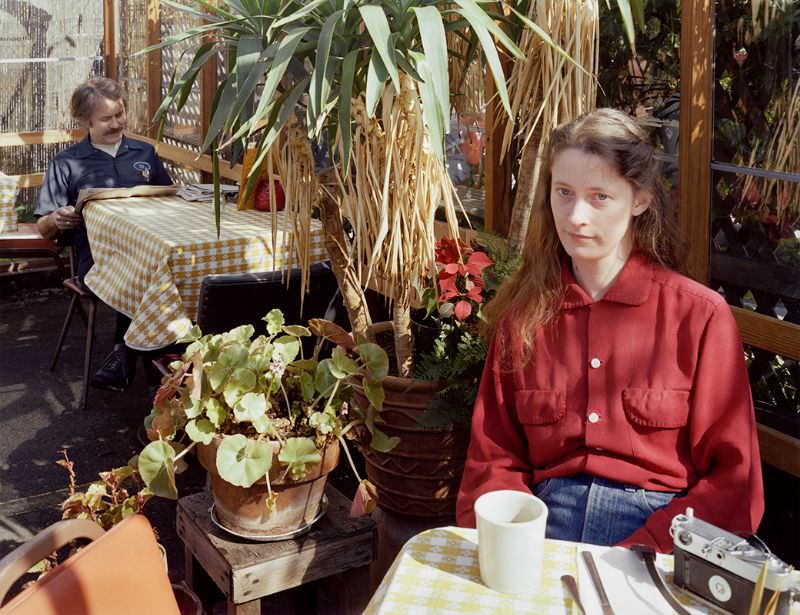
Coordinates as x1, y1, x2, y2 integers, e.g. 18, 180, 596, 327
146, 0, 162, 138
483, 66, 513, 236
103, 0, 117, 80
199, 3, 219, 180
678, 0, 714, 283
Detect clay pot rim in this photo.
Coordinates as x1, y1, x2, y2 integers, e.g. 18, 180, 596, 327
198, 433, 340, 487
367, 321, 442, 392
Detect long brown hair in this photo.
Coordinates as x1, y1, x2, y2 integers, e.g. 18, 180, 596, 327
485, 108, 685, 356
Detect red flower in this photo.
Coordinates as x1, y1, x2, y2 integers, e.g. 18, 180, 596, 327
454, 300, 472, 321
435, 236, 468, 265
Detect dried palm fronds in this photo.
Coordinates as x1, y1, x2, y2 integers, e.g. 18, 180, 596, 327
502, 0, 598, 157
504, 0, 599, 251
336, 76, 462, 374
738, 76, 800, 228
260, 116, 320, 302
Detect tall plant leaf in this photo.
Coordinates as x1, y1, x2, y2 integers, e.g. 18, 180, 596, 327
359, 5, 400, 90
413, 6, 450, 138
246, 26, 311, 139
366, 49, 389, 118
310, 10, 344, 133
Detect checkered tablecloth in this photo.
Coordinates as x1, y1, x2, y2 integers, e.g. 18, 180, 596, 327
366, 527, 800, 615
365, 527, 577, 615
83, 196, 327, 350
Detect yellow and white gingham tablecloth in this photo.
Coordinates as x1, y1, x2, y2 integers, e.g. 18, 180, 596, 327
365, 527, 577, 615
83, 195, 327, 350
365, 527, 799, 615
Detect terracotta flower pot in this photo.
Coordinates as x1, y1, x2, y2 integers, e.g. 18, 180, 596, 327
197, 435, 340, 538
353, 322, 470, 520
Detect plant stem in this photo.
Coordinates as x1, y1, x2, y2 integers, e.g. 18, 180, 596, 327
338, 436, 363, 484
174, 441, 197, 461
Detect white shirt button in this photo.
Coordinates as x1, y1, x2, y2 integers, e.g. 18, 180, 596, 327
587, 412, 600, 423
590, 357, 602, 368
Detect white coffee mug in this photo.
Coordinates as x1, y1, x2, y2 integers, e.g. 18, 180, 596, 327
475, 489, 549, 594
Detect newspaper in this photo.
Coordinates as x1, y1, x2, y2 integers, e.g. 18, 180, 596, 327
176, 183, 239, 202
74, 184, 179, 213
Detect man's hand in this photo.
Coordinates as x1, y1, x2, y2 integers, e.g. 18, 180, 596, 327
37, 206, 80, 240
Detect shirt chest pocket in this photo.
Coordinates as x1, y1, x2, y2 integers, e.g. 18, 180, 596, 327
514, 389, 566, 425
622, 388, 690, 428
514, 390, 565, 466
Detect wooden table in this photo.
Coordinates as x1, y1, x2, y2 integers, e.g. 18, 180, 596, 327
176, 486, 376, 615
83, 195, 326, 350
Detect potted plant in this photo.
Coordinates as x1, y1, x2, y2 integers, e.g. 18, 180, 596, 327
133, 309, 393, 538
354, 235, 518, 519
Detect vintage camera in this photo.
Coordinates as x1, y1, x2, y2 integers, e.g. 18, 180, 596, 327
670, 508, 798, 615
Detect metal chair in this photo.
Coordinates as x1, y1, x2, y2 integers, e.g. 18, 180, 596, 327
50, 250, 99, 411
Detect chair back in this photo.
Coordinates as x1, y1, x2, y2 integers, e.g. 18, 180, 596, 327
0, 174, 19, 234
197, 260, 343, 341
0, 515, 180, 615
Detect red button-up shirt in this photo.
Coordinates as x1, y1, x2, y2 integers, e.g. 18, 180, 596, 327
456, 253, 764, 552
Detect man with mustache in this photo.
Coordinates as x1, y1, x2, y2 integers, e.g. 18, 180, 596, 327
36, 77, 172, 392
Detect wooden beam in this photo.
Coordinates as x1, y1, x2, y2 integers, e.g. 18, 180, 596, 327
678, 0, 714, 283
483, 70, 512, 235
103, 0, 117, 80
732, 307, 800, 360
199, 3, 219, 178
146, 0, 162, 139
758, 424, 800, 478
10, 173, 46, 189
131, 134, 242, 182
0, 130, 84, 147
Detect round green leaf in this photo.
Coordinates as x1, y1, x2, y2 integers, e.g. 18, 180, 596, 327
224, 324, 255, 343
263, 309, 285, 335
204, 397, 227, 428
185, 418, 215, 445
218, 343, 249, 367
331, 346, 360, 378
207, 363, 232, 393
278, 437, 322, 480
283, 324, 311, 337
138, 441, 178, 499
273, 335, 300, 363
216, 434, 273, 487
234, 391, 268, 422
355, 342, 389, 380
315, 359, 336, 396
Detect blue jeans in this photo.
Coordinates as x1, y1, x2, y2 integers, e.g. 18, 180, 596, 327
532, 474, 681, 546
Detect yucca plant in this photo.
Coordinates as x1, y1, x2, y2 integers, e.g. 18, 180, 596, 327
143, 0, 569, 376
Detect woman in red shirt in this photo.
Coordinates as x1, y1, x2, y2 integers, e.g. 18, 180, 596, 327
456, 109, 764, 552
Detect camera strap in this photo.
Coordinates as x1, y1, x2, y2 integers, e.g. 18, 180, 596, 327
631, 544, 693, 615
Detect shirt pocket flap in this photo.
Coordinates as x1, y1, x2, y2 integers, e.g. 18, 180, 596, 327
515, 389, 566, 425
622, 388, 690, 428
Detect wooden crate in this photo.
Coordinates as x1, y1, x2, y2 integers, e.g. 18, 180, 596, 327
177, 485, 376, 615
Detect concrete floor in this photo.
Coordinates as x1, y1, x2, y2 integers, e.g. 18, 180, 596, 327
0, 283, 205, 577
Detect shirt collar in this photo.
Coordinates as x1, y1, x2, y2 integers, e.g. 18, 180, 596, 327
561, 251, 654, 309
74, 134, 141, 158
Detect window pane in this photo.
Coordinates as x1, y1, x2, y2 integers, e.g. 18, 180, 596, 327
713, 2, 800, 173
711, 169, 800, 325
